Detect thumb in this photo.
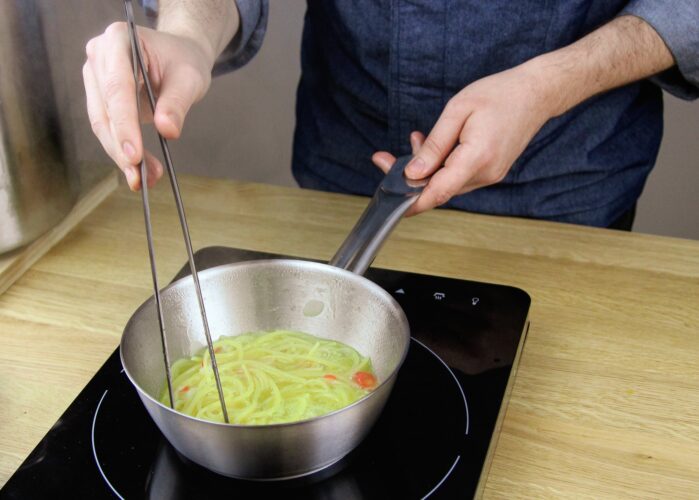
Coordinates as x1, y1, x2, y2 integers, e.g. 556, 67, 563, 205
153, 66, 204, 139
405, 103, 467, 180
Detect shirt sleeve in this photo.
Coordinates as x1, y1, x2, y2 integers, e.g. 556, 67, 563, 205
212, 0, 269, 76
621, 0, 699, 100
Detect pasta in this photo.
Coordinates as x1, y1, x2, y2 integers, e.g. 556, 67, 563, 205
159, 329, 377, 424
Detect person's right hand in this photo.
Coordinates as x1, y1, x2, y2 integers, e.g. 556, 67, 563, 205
83, 23, 215, 190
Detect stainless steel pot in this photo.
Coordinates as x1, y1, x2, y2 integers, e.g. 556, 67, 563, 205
121, 156, 425, 480
0, 1, 75, 253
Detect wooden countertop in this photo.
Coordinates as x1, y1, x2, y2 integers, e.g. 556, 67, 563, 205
1, 175, 698, 497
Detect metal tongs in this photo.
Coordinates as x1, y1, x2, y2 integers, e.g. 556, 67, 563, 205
123, 0, 229, 422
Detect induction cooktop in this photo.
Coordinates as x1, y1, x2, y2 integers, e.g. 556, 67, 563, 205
1, 246, 530, 499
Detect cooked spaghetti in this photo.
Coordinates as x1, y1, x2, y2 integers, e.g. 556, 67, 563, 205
159, 329, 377, 424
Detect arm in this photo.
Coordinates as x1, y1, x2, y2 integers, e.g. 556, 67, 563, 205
373, 15, 677, 215
158, 1, 239, 64
534, 15, 674, 118
622, 0, 699, 100
83, 1, 241, 190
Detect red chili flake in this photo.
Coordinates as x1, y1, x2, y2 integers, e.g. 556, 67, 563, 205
214, 347, 222, 354
352, 371, 377, 389
179, 385, 190, 393
323, 374, 337, 381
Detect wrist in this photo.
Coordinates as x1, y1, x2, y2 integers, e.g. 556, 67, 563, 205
164, 26, 217, 66
157, 2, 240, 70
517, 52, 587, 119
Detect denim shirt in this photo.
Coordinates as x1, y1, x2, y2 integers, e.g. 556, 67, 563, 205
218, 0, 699, 227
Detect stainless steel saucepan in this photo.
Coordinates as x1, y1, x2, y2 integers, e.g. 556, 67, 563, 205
120, 156, 425, 480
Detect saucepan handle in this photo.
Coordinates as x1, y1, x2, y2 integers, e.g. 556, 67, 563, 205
329, 155, 428, 275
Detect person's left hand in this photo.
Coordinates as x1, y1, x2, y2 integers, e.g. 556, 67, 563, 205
372, 62, 558, 216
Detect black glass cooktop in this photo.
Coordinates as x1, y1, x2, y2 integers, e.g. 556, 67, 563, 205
2, 246, 530, 499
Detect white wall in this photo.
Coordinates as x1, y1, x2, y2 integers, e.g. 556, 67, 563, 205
635, 96, 699, 238
48, 1, 699, 239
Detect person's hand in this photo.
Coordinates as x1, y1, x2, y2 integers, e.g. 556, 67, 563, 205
83, 23, 216, 190
372, 63, 558, 215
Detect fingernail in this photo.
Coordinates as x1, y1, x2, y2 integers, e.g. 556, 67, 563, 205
123, 167, 134, 184
125, 167, 140, 190
122, 141, 136, 161
406, 157, 427, 177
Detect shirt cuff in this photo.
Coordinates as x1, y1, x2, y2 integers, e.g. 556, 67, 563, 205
621, 0, 699, 100
141, 0, 158, 24
212, 0, 269, 77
